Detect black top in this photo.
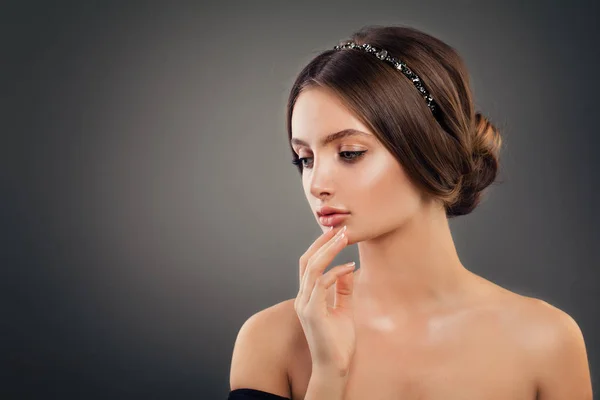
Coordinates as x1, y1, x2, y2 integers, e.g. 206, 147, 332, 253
228, 388, 292, 400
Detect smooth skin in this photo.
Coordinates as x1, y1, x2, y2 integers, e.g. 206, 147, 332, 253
295, 224, 356, 374
229, 86, 593, 399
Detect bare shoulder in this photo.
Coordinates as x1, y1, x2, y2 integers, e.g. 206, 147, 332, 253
474, 277, 585, 346
229, 298, 299, 398
508, 294, 592, 398
484, 282, 586, 348
514, 295, 583, 338
506, 291, 589, 362
476, 278, 592, 398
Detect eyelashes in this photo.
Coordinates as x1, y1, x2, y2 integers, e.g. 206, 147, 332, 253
291, 150, 367, 169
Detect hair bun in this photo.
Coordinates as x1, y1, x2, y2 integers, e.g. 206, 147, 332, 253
447, 112, 502, 217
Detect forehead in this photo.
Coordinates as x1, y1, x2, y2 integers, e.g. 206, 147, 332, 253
291, 87, 374, 145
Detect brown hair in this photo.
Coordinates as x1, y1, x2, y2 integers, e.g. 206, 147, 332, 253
286, 25, 502, 217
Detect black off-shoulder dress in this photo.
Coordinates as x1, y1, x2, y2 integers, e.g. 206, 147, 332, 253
228, 388, 292, 399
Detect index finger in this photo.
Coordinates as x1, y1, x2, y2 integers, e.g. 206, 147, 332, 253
299, 226, 338, 284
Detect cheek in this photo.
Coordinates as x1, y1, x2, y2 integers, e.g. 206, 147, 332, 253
355, 154, 422, 214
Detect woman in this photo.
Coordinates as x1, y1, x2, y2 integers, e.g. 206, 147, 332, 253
228, 25, 593, 400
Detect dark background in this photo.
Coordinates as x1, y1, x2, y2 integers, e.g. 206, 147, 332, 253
3, 1, 598, 399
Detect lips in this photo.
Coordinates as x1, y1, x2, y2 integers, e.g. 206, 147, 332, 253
316, 206, 350, 227
316, 206, 349, 218
318, 213, 349, 227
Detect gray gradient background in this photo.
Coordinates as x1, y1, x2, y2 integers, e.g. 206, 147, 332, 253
3, 1, 599, 399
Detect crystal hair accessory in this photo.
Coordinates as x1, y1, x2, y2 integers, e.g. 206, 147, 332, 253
333, 41, 437, 114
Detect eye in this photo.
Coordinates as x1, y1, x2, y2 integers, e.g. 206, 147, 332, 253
291, 151, 367, 170
340, 150, 366, 161
291, 157, 312, 168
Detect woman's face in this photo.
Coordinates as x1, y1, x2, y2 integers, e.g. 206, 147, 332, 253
290, 86, 429, 244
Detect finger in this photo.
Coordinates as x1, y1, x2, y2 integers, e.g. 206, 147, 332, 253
300, 226, 347, 297
307, 262, 356, 311
297, 226, 335, 303
304, 227, 347, 285
299, 226, 335, 286
299, 229, 348, 306
298, 225, 345, 299
334, 266, 356, 310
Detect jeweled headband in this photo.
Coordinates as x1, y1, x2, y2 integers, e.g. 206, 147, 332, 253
333, 41, 437, 114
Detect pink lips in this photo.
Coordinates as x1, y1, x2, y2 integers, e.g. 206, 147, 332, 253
318, 213, 349, 227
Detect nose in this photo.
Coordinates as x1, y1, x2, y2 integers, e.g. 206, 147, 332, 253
307, 157, 335, 199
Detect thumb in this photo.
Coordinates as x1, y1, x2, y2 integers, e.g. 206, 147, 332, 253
334, 266, 355, 310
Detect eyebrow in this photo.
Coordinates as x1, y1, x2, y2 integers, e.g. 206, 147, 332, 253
290, 129, 372, 148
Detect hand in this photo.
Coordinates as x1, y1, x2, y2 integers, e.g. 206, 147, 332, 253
294, 225, 357, 376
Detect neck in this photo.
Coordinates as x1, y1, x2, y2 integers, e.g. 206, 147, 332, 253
354, 204, 471, 317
